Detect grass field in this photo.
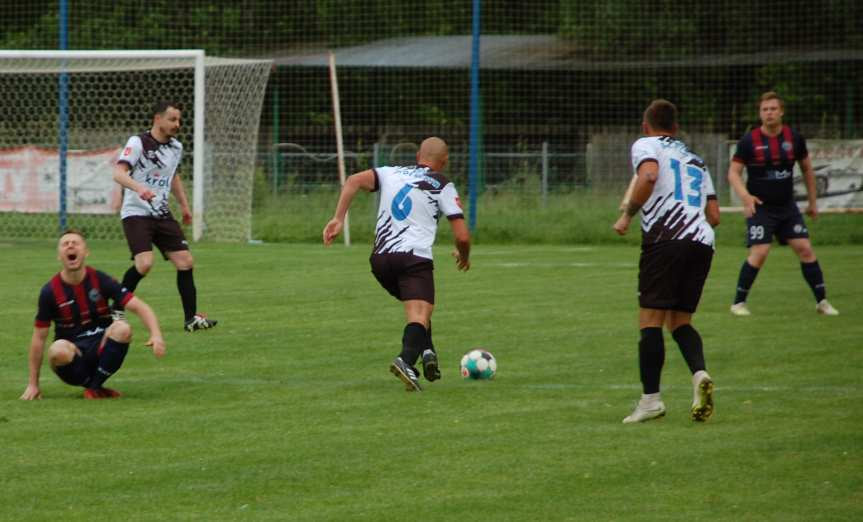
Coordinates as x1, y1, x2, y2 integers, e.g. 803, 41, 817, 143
1, 238, 861, 521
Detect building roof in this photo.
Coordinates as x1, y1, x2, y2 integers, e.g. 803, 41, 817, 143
267, 35, 862, 70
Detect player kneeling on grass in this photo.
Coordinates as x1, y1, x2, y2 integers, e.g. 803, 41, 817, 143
323, 137, 470, 392
20, 229, 166, 401
613, 100, 720, 423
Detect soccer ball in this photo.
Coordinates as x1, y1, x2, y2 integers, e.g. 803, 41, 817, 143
460, 349, 497, 380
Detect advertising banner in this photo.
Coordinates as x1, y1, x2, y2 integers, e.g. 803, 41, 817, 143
728, 139, 863, 210
0, 146, 121, 214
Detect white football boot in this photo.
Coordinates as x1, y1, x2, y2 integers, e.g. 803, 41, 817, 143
623, 395, 666, 424
816, 299, 839, 316
729, 302, 751, 316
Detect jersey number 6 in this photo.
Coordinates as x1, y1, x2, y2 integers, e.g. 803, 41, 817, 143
391, 184, 413, 221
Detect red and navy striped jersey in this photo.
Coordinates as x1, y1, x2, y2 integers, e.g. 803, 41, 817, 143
35, 267, 133, 340
732, 125, 808, 205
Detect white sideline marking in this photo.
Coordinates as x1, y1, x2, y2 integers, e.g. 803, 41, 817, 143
474, 247, 596, 256
524, 383, 858, 393
492, 261, 635, 268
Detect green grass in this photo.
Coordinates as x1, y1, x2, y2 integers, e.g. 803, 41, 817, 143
1, 239, 861, 521
252, 189, 863, 246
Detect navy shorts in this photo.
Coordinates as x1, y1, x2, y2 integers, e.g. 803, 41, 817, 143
52, 333, 106, 387
122, 216, 189, 260
370, 253, 435, 304
639, 240, 714, 313
746, 201, 809, 247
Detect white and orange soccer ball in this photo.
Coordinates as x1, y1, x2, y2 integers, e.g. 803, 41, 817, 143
460, 349, 497, 380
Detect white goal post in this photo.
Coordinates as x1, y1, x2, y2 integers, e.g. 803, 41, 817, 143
0, 50, 272, 241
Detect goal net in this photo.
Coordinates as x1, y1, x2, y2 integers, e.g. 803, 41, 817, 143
0, 51, 272, 242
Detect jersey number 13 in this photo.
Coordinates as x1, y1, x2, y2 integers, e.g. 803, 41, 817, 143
670, 158, 704, 208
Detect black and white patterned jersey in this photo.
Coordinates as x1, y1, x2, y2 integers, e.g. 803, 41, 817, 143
117, 131, 183, 219
371, 165, 464, 259
631, 136, 717, 247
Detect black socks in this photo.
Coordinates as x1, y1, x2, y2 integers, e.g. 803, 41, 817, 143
400, 322, 427, 367
115, 266, 145, 311
672, 324, 706, 375
88, 338, 129, 389
800, 260, 826, 302
638, 327, 665, 395
736, 259, 827, 304
118, 266, 199, 322
177, 269, 197, 322
734, 261, 760, 304
639, 325, 707, 395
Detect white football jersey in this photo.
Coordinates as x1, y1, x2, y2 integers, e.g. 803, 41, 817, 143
117, 132, 183, 219
631, 136, 716, 247
372, 165, 464, 259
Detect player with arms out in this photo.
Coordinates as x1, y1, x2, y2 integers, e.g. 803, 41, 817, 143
728, 91, 838, 316
323, 137, 471, 392
20, 229, 166, 400
111, 100, 218, 332
613, 99, 720, 423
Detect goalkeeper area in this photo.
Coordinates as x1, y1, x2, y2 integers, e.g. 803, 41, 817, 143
0, 51, 271, 242
1, 240, 861, 519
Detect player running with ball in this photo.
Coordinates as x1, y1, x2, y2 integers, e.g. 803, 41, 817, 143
323, 137, 471, 392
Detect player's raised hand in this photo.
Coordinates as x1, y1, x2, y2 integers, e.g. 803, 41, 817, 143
613, 214, 631, 236
452, 250, 470, 271
20, 384, 42, 400
146, 336, 166, 358
323, 218, 343, 246
742, 194, 762, 218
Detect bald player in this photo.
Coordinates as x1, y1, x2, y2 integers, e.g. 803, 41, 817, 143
323, 137, 471, 392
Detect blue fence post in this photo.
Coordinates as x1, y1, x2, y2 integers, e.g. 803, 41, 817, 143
58, 0, 69, 231
467, 0, 481, 232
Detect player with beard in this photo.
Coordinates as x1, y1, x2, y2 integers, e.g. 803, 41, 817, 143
111, 100, 217, 331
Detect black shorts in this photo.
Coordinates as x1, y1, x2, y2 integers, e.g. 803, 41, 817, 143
746, 201, 809, 247
52, 333, 106, 387
370, 253, 435, 304
122, 216, 190, 259
639, 240, 714, 313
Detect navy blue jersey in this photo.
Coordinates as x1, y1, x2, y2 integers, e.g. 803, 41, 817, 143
732, 125, 808, 206
35, 267, 133, 341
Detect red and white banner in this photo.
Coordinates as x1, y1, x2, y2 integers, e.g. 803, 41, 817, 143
0, 146, 122, 214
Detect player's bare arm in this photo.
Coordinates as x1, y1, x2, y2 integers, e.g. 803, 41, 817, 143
799, 156, 818, 220
706, 198, 720, 227
449, 218, 471, 271
112, 162, 155, 201
619, 174, 638, 211
727, 160, 761, 218
170, 174, 193, 225
614, 160, 658, 235
20, 326, 50, 400
323, 169, 376, 245
124, 296, 166, 358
